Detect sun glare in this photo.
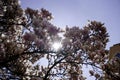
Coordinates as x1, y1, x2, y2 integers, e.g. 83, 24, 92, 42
52, 42, 62, 51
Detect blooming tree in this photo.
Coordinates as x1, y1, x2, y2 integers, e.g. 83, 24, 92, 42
0, 0, 120, 80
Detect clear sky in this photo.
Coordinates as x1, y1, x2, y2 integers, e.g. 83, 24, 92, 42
20, 0, 120, 79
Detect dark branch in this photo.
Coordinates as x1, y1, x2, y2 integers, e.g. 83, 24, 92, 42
43, 52, 68, 80
0, 50, 56, 67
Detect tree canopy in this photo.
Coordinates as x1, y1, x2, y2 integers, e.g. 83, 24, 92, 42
0, 0, 120, 80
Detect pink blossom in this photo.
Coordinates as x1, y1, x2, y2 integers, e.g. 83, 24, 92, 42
47, 26, 59, 36
35, 39, 44, 49
41, 19, 49, 28
34, 28, 45, 38
23, 32, 36, 41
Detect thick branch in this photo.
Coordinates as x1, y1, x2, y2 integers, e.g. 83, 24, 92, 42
0, 50, 56, 66
43, 54, 68, 80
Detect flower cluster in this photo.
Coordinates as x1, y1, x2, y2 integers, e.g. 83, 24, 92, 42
0, 0, 113, 79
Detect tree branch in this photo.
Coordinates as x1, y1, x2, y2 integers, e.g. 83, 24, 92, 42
43, 52, 68, 80
0, 50, 56, 66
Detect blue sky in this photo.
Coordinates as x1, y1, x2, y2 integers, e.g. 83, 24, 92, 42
20, 0, 120, 79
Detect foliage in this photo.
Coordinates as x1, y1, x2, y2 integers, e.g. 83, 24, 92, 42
0, 0, 119, 80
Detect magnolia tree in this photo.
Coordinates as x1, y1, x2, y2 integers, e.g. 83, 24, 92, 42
0, 0, 120, 80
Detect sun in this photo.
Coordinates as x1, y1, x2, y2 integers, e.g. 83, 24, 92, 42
52, 42, 62, 51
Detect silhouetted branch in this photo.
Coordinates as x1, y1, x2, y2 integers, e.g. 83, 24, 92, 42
0, 50, 56, 66
43, 52, 68, 80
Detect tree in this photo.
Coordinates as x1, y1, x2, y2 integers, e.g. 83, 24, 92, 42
0, 0, 119, 80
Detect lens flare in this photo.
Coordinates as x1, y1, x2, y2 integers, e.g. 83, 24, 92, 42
52, 42, 62, 51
